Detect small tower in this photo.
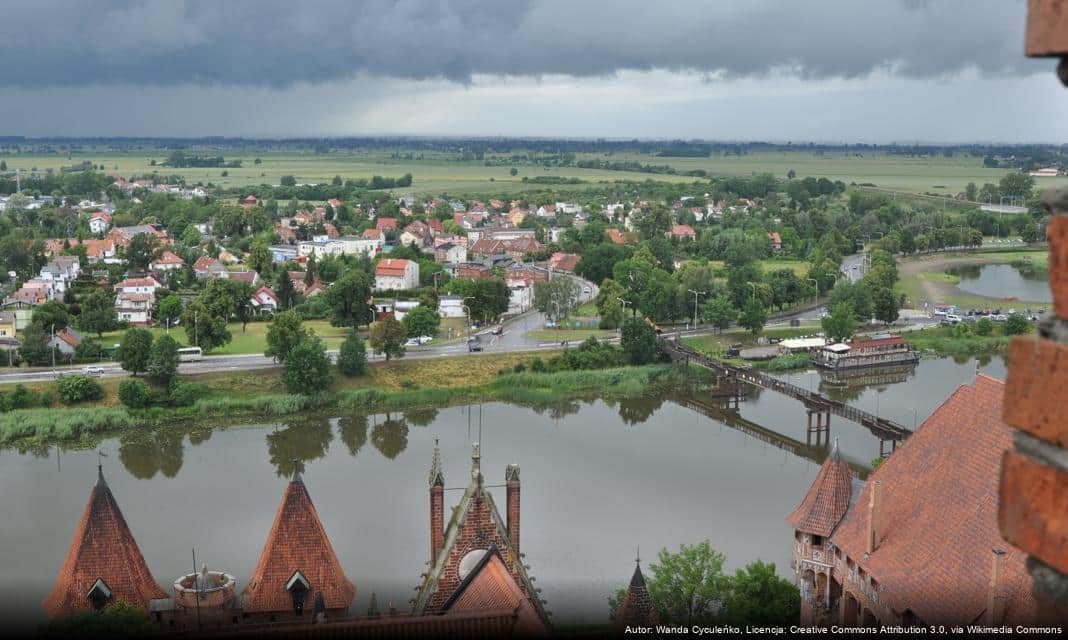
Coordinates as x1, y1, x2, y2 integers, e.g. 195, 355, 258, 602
429, 438, 445, 564
786, 438, 853, 624
614, 551, 658, 631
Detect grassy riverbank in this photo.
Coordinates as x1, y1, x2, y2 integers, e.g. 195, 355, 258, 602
902, 325, 1014, 357
0, 355, 675, 446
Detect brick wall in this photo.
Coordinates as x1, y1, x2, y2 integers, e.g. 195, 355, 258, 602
998, 3, 1068, 621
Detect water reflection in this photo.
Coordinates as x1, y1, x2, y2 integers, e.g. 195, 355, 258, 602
370, 414, 409, 460
119, 430, 184, 479
339, 415, 369, 456
267, 417, 333, 477
617, 395, 664, 425
403, 407, 438, 427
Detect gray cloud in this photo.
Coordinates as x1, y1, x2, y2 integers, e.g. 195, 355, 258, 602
0, 0, 1042, 88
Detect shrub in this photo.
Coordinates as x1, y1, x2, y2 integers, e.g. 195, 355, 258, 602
337, 331, 368, 377
975, 317, 993, 336
168, 380, 209, 407
282, 337, 333, 395
530, 357, 546, 372
57, 374, 104, 405
513, 362, 527, 373
147, 334, 180, 386
118, 378, 153, 409
1005, 313, 1032, 335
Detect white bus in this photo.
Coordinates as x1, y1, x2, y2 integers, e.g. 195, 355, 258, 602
177, 347, 203, 362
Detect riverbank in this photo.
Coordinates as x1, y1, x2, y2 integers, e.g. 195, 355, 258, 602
0, 356, 676, 447
896, 248, 1050, 310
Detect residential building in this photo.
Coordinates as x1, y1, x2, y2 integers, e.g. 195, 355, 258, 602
768, 231, 783, 251
250, 287, 280, 315
549, 252, 580, 273
788, 375, 1035, 627
438, 295, 466, 319
0, 311, 16, 338
48, 327, 84, 361
456, 263, 494, 279
375, 217, 398, 232
88, 211, 112, 234
670, 224, 696, 240
268, 245, 298, 263
149, 251, 185, 272
114, 276, 163, 296
193, 256, 226, 278
434, 242, 467, 264
115, 292, 153, 325
374, 258, 419, 291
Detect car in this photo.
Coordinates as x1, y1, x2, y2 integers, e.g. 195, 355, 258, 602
945, 314, 962, 324
582, 287, 591, 295
84, 366, 105, 376
991, 314, 1008, 322
404, 338, 421, 347
467, 336, 483, 352
492, 325, 504, 335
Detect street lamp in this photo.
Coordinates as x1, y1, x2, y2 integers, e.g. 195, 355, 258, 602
687, 289, 705, 330
806, 278, 819, 307
462, 296, 476, 342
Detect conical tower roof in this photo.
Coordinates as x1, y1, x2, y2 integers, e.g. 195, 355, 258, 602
242, 469, 356, 613
615, 558, 658, 629
786, 439, 854, 537
43, 466, 166, 618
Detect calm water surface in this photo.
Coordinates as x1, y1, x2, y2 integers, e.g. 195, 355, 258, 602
949, 263, 1051, 304
0, 355, 1005, 628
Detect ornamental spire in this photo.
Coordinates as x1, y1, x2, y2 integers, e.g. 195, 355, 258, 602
471, 442, 481, 483
429, 438, 444, 487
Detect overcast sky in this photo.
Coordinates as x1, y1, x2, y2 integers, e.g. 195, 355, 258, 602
0, 0, 1063, 142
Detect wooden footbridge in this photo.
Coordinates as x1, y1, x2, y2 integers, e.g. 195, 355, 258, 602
663, 339, 911, 453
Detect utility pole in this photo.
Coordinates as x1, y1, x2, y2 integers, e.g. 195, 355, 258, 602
194, 310, 198, 348
806, 278, 819, 307
687, 289, 705, 330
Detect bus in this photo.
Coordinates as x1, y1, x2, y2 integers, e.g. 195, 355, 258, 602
177, 347, 203, 362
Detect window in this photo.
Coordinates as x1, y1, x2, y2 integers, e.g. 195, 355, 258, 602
286, 571, 311, 616
86, 579, 112, 612
812, 535, 823, 546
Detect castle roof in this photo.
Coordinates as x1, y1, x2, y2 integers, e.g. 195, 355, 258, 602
43, 466, 167, 618
614, 560, 659, 630
830, 375, 1035, 625
440, 546, 549, 637
786, 439, 854, 537
241, 470, 356, 613
413, 445, 549, 628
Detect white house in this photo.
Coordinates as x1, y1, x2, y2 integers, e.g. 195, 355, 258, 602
507, 277, 534, 314
38, 256, 80, 295
88, 212, 112, 234
114, 292, 153, 325
250, 287, 280, 315
114, 276, 163, 296
434, 242, 467, 265
374, 258, 419, 291
150, 251, 185, 272
438, 295, 466, 319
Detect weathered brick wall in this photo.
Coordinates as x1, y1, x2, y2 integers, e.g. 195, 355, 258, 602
1026, 0, 1068, 84
1000, 187, 1068, 621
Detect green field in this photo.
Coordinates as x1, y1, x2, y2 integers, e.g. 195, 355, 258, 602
5, 149, 1063, 198
96, 319, 354, 355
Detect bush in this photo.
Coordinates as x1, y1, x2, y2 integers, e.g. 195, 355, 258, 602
975, 317, 993, 336
530, 357, 546, 372
57, 374, 104, 405
118, 378, 153, 409
282, 337, 333, 395
1005, 313, 1032, 335
168, 380, 209, 407
513, 362, 527, 373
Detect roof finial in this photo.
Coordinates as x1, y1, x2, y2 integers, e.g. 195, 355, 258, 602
635, 547, 641, 566
471, 442, 481, 483
429, 437, 444, 487
292, 458, 302, 482
96, 450, 108, 487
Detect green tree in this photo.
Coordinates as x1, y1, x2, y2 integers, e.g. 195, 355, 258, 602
18, 324, 51, 365
442, 278, 510, 323
230, 281, 256, 333
402, 305, 441, 338
276, 271, 298, 310
534, 275, 582, 325
325, 270, 373, 328
965, 181, 978, 201
369, 316, 407, 362
975, 317, 994, 336
124, 232, 160, 272
265, 310, 310, 364
147, 334, 180, 386
821, 302, 858, 343
721, 561, 800, 625
337, 331, 368, 377
181, 299, 231, 352
76, 289, 116, 337
999, 171, 1035, 199
620, 317, 660, 365
872, 286, 899, 325
32, 300, 70, 332
280, 174, 297, 187
739, 298, 767, 336
157, 294, 183, 328
701, 295, 736, 334
119, 328, 153, 376
248, 240, 273, 276
636, 541, 729, 625
1005, 313, 1032, 335
282, 337, 333, 395
46, 600, 155, 638
118, 378, 153, 409
594, 278, 626, 329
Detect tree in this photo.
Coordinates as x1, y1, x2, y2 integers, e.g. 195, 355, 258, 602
157, 294, 183, 328
75, 289, 116, 337
965, 182, 978, 201
337, 331, 368, 377
621, 317, 660, 365
575, 243, 632, 285
276, 271, 297, 310
821, 302, 858, 343
230, 281, 256, 333
265, 310, 310, 364
872, 286, 899, 325
282, 337, 333, 395
999, 172, 1035, 199
1005, 313, 1032, 335
119, 328, 153, 376
739, 298, 767, 336
402, 305, 441, 338
975, 317, 994, 336
369, 316, 407, 362
147, 334, 180, 386
701, 295, 736, 334
787, 169, 796, 180
534, 275, 581, 325
509, 167, 518, 176
32, 300, 70, 332
181, 299, 231, 352
594, 278, 626, 329
248, 241, 273, 276
442, 278, 510, 323
18, 324, 50, 365
46, 600, 155, 638
325, 270, 373, 328
118, 378, 153, 408
639, 541, 729, 625
721, 561, 799, 625
280, 175, 297, 187
124, 233, 160, 272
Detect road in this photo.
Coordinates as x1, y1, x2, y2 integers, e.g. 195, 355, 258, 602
840, 253, 868, 284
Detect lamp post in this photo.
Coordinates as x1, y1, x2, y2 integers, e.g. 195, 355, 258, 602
687, 289, 705, 330
806, 278, 819, 307
462, 296, 476, 342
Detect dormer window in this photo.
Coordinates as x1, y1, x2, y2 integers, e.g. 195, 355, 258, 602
286, 571, 310, 616
86, 578, 112, 611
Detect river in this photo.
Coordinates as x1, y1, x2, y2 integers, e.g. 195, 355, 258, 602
0, 355, 1007, 630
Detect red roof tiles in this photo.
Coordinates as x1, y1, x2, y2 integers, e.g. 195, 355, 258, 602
242, 475, 356, 614
43, 468, 167, 618
786, 441, 853, 537
614, 563, 659, 630
829, 375, 1035, 624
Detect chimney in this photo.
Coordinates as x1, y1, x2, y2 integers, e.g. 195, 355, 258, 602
866, 481, 882, 554
987, 549, 1007, 625
429, 439, 445, 564
506, 463, 521, 552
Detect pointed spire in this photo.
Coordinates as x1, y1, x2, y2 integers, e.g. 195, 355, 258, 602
786, 435, 854, 537
630, 547, 646, 587
617, 551, 658, 628
96, 450, 108, 488
830, 436, 841, 460
429, 438, 444, 487
367, 591, 379, 619
471, 442, 481, 483
292, 458, 302, 483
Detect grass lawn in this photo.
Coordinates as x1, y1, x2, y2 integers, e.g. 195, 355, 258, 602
97, 319, 355, 355
522, 328, 616, 341
575, 302, 599, 317
707, 258, 810, 277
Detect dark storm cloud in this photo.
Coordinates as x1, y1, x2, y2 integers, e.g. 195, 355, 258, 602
0, 0, 1041, 88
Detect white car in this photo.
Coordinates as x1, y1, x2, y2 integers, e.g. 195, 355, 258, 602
404, 336, 433, 347
83, 366, 105, 376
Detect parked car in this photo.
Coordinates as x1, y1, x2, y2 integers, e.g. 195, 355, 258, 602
945, 314, 962, 324
84, 366, 105, 376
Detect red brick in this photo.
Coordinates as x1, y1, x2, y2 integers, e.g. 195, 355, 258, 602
1049, 216, 1068, 317
1000, 451, 1068, 576
1026, 0, 1068, 57
1003, 336, 1068, 448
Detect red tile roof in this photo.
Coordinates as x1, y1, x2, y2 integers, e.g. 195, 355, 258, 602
786, 441, 853, 537
375, 218, 398, 231
43, 467, 167, 618
671, 224, 696, 238
442, 547, 549, 637
362, 229, 382, 240
151, 251, 184, 266
849, 335, 906, 350
550, 252, 580, 273
614, 563, 659, 630
375, 258, 413, 277
242, 474, 356, 614
829, 375, 1035, 624
193, 256, 220, 272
